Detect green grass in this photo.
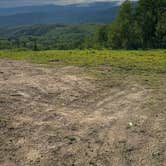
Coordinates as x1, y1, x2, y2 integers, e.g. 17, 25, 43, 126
0, 49, 165, 75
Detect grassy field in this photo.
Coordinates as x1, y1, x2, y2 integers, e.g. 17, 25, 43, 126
0, 49, 166, 73
0, 49, 165, 87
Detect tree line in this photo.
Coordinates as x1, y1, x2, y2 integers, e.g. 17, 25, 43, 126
88, 0, 166, 49
0, 24, 98, 50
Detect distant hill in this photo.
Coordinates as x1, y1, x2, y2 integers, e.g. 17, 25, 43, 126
0, 24, 99, 50
0, 2, 120, 26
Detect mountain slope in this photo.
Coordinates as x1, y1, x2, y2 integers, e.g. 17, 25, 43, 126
0, 24, 99, 50
0, 2, 119, 26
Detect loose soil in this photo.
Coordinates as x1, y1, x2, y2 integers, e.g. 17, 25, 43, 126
0, 59, 165, 166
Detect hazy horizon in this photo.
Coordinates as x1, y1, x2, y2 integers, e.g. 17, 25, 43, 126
0, 0, 137, 8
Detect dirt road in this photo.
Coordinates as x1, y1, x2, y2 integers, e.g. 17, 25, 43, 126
0, 59, 165, 166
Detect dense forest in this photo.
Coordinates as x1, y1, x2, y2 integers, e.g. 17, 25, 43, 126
95, 0, 166, 49
0, 0, 165, 50
0, 24, 99, 50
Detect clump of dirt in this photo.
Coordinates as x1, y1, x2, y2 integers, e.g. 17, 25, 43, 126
0, 59, 165, 166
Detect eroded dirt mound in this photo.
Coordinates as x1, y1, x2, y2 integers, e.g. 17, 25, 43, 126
0, 59, 165, 166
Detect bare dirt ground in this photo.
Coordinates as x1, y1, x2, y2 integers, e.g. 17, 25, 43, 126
0, 59, 165, 166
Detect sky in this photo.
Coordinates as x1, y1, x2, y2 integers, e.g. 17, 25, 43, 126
0, 0, 131, 8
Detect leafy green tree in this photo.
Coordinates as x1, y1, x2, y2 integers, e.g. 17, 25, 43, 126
137, 0, 166, 48
0, 40, 12, 49
108, 0, 140, 49
155, 0, 166, 48
95, 25, 110, 48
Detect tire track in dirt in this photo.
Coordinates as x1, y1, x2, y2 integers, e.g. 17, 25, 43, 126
0, 59, 165, 166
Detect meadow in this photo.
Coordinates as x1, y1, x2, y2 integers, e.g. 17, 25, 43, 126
0, 49, 166, 73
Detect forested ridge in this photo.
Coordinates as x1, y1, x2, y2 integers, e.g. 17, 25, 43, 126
0, 24, 99, 50
0, 0, 165, 50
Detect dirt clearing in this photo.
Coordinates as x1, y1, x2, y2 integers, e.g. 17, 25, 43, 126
0, 59, 165, 166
